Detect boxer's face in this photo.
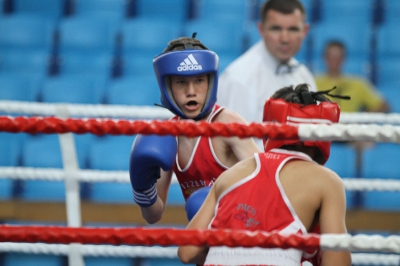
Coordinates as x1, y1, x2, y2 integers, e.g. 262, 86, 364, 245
170, 74, 209, 119
258, 9, 308, 63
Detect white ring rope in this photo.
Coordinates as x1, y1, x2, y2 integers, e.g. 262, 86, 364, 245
0, 101, 171, 119
0, 234, 400, 258
0, 167, 400, 192
351, 253, 400, 265
299, 124, 400, 143
321, 234, 400, 253
2, 100, 400, 124
0, 243, 178, 258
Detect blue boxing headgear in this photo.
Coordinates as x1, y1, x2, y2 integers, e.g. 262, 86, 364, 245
153, 46, 219, 120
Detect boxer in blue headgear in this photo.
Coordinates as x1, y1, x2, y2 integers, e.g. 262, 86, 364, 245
153, 33, 218, 120
129, 34, 260, 224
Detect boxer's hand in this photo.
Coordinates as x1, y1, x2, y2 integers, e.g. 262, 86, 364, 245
185, 186, 211, 221
129, 134, 177, 207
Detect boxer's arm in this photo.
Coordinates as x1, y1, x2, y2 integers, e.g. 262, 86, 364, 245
319, 170, 351, 266
218, 109, 261, 160
140, 169, 172, 224
178, 185, 217, 264
129, 134, 177, 224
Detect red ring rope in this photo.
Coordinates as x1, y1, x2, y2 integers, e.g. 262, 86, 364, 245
0, 225, 319, 252
0, 116, 299, 139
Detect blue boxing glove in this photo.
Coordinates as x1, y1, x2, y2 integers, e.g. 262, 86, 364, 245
185, 186, 212, 221
129, 134, 177, 207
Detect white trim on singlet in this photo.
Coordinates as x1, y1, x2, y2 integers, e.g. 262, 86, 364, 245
175, 105, 223, 172
208, 106, 229, 170
272, 149, 314, 235
208, 152, 261, 229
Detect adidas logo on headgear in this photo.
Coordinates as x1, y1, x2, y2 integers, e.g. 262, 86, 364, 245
177, 54, 203, 71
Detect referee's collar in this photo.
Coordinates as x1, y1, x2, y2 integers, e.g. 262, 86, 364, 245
260, 41, 300, 75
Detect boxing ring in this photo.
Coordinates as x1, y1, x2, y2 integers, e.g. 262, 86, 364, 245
0, 100, 399, 266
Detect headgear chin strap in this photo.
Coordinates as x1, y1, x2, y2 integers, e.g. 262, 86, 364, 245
153, 48, 219, 120
263, 98, 340, 165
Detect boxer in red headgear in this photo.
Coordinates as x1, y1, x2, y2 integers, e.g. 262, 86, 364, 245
263, 84, 342, 165
178, 84, 351, 266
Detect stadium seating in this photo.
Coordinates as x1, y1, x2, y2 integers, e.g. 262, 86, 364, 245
183, 19, 245, 58
12, 0, 65, 20
136, 0, 188, 22
194, 0, 249, 26
21, 134, 90, 201
311, 20, 373, 77
0, 133, 22, 200
56, 15, 120, 78
0, 14, 56, 53
383, 0, 400, 24
88, 135, 135, 203
0, 49, 51, 76
73, 0, 128, 21
105, 75, 159, 106
363, 143, 400, 179
3, 253, 62, 266
40, 74, 107, 104
320, 0, 372, 25
121, 17, 182, 58
0, 72, 41, 102
85, 257, 133, 266
21, 135, 65, 201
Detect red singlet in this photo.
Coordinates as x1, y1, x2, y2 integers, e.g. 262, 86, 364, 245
173, 105, 228, 200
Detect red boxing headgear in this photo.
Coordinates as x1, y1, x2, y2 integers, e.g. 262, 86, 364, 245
263, 98, 340, 165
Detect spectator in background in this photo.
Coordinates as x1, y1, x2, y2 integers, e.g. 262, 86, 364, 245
315, 40, 390, 113
217, 0, 316, 146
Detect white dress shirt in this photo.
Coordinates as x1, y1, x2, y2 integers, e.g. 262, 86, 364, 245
218, 40, 316, 124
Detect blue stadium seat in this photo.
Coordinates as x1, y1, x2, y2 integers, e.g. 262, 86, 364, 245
325, 143, 357, 178
41, 74, 107, 104
378, 81, 400, 113
383, 1, 400, 24
105, 76, 160, 106
73, 0, 127, 20
136, 0, 188, 22
0, 14, 56, 53
88, 135, 135, 203
244, 22, 261, 51
144, 258, 185, 266
0, 49, 51, 76
21, 135, 65, 201
58, 52, 114, 77
312, 21, 371, 61
377, 57, 400, 87
0, 133, 23, 200
320, 0, 372, 25
0, 72, 41, 102
57, 15, 120, 77
324, 143, 358, 209
184, 19, 245, 57
21, 134, 89, 201
167, 182, 185, 205
362, 143, 400, 179
121, 17, 182, 57
3, 253, 62, 266
377, 22, 400, 57
122, 52, 155, 77
85, 257, 133, 266
195, 0, 249, 26
12, 0, 65, 20
59, 16, 119, 54
218, 54, 238, 73
364, 191, 400, 211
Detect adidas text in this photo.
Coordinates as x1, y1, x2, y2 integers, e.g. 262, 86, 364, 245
177, 64, 202, 71
177, 54, 203, 71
